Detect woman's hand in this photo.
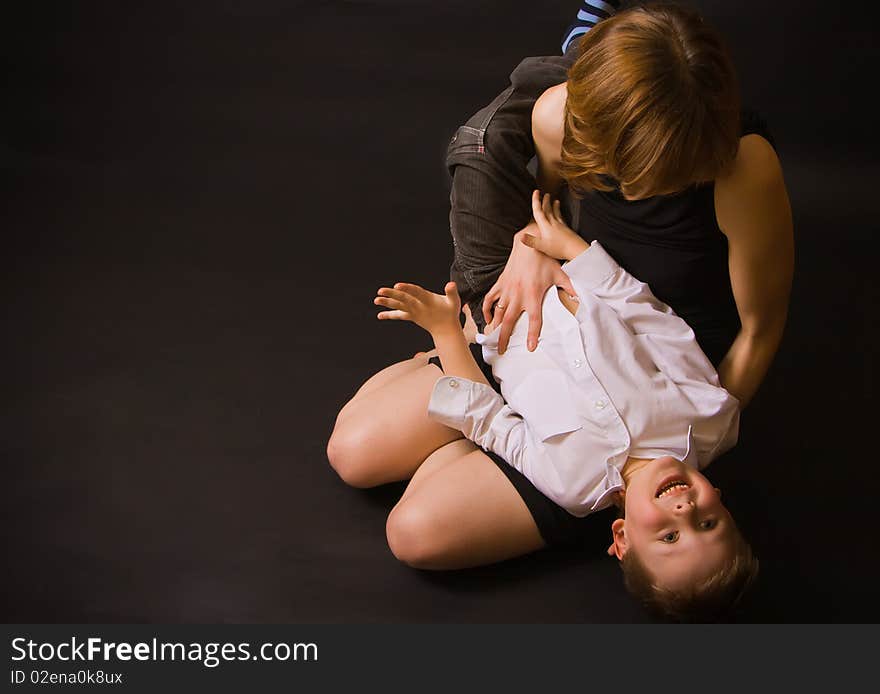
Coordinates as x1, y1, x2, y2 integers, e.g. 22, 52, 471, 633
523, 190, 590, 261
375, 281, 463, 338
482, 211, 578, 355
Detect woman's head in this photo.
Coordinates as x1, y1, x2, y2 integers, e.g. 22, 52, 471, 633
561, 2, 741, 200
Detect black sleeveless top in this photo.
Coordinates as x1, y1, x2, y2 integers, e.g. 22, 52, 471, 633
575, 109, 775, 367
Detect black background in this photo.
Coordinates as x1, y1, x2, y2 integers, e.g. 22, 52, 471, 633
3, 1, 878, 623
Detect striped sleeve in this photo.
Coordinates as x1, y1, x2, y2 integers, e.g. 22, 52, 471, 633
561, 0, 622, 54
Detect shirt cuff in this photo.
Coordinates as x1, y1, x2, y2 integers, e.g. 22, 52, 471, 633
426, 375, 502, 430
561, 241, 620, 291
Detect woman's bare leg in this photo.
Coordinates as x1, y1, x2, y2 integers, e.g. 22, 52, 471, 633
386, 448, 546, 569
348, 350, 437, 402
327, 355, 464, 488
396, 438, 478, 505
330, 350, 544, 567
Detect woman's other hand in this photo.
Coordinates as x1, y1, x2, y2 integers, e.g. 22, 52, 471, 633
523, 190, 590, 261
482, 217, 577, 354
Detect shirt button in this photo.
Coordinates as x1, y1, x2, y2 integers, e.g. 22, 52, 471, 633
449, 379, 459, 388
572, 359, 582, 368
594, 400, 606, 410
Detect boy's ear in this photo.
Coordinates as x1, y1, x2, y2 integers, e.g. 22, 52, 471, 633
607, 518, 628, 559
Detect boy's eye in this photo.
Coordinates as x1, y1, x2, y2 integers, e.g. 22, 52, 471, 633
699, 519, 717, 530
661, 531, 679, 543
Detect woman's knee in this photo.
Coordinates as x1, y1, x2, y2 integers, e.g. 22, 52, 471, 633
326, 416, 383, 488
385, 504, 446, 570
327, 366, 455, 489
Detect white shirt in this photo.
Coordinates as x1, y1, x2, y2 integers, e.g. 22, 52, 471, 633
427, 242, 740, 518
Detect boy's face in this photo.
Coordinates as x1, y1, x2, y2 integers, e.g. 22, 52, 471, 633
610, 456, 737, 592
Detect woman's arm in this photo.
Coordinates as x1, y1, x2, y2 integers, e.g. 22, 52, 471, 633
714, 134, 795, 407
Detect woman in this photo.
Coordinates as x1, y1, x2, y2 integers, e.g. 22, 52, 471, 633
327, 2, 793, 569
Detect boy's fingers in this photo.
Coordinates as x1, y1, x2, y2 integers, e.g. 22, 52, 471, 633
394, 282, 434, 302
444, 281, 462, 310
377, 287, 402, 298
461, 304, 478, 341
531, 190, 547, 224
376, 310, 410, 321
553, 199, 562, 222
374, 296, 405, 310
521, 233, 540, 251
393, 282, 424, 292
542, 193, 553, 219
379, 287, 418, 303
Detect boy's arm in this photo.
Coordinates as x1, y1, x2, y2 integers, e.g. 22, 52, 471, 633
562, 245, 741, 464
430, 324, 490, 388
376, 280, 616, 516
375, 281, 489, 387
563, 244, 729, 388
526, 189, 690, 347
374, 280, 533, 469
524, 193, 723, 387
426, 376, 532, 477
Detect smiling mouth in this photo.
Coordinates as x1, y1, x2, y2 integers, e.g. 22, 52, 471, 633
655, 478, 691, 499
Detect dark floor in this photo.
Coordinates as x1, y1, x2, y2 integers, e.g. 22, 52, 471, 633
3, 1, 878, 623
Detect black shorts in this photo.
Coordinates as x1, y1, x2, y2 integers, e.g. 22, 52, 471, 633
429, 347, 609, 548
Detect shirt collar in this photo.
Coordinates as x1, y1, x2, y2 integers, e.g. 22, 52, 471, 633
680, 425, 699, 469
590, 426, 698, 511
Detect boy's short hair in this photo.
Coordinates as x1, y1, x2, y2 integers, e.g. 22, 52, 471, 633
620, 532, 759, 622
561, 2, 741, 200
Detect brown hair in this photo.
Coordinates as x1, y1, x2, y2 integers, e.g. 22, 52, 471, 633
620, 533, 759, 622
560, 2, 741, 200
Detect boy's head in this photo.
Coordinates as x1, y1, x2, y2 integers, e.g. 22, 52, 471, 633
561, 2, 741, 200
608, 456, 758, 622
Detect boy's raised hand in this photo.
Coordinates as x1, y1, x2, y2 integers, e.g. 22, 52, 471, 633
375, 281, 463, 337
522, 190, 590, 261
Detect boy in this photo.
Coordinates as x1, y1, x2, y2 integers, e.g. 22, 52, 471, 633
374, 190, 757, 621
